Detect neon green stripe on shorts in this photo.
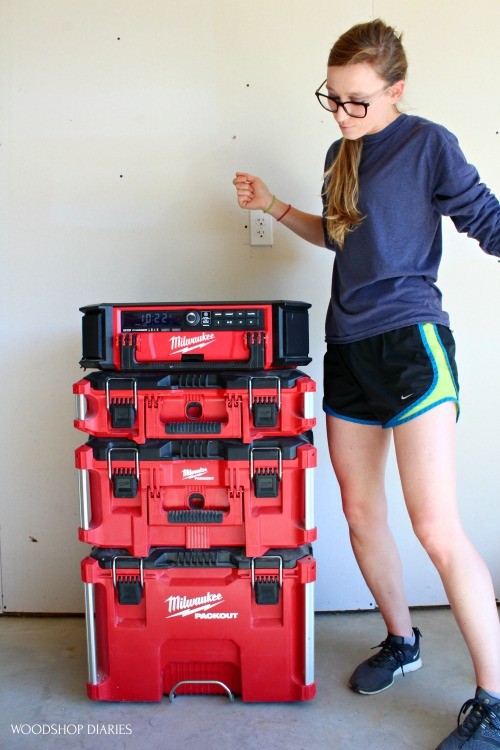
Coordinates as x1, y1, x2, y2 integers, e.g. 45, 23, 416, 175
390, 323, 459, 427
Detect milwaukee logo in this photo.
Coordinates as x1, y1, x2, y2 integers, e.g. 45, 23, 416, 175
181, 468, 214, 481
165, 591, 238, 620
170, 332, 216, 355
166, 592, 222, 617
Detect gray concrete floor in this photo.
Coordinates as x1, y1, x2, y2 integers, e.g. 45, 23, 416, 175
0, 608, 479, 750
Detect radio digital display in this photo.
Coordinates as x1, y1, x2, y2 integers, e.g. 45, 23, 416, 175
121, 308, 265, 331
121, 311, 183, 331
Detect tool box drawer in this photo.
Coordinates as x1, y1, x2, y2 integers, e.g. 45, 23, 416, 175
76, 436, 316, 556
74, 370, 315, 443
82, 546, 316, 703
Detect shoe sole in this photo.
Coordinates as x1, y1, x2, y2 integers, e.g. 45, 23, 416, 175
351, 658, 423, 695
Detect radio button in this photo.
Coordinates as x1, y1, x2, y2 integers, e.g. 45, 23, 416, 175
186, 311, 201, 326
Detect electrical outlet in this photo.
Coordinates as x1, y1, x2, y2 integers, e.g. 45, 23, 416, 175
250, 211, 273, 246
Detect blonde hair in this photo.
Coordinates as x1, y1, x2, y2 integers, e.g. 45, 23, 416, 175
324, 19, 407, 249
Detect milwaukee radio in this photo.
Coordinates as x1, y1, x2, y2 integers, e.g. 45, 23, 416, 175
79, 301, 311, 371
74, 299, 316, 703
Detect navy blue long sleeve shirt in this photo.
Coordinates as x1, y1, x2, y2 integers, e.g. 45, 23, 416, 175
322, 113, 500, 343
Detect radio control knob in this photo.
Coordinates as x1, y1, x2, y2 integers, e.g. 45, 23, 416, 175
186, 311, 200, 326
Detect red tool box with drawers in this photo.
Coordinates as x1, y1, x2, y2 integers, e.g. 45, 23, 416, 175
79, 301, 311, 371
75, 298, 316, 704
82, 546, 316, 703
73, 370, 316, 443
76, 436, 316, 557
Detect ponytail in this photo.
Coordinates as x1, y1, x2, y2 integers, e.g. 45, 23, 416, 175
324, 139, 364, 250
323, 19, 407, 249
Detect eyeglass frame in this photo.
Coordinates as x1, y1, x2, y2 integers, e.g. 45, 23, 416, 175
315, 80, 392, 118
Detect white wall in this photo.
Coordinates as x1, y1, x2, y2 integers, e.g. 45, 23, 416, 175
0, 0, 498, 613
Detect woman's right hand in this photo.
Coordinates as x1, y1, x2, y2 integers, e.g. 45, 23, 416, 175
232, 172, 273, 211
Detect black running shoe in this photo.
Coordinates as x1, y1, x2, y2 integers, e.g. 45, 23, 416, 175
435, 688, 500, 749
349, 627, 422, 695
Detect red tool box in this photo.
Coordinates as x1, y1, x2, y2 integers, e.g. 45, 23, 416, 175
79, 301, 311, 371
76, 436, 316, 556
82, 546, 316, 703
73, 370, 316, 443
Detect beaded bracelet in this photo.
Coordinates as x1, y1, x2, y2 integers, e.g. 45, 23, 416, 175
277, 204, 292, 222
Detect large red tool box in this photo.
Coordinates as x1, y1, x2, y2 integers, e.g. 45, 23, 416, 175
79, 301, 311, 371
82, 546, 316, 703
76, 436, 316, 556
73, 370, 316, 443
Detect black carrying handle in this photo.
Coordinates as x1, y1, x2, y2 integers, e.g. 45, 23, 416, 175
120, 332, 266, 371
167, 510, 224, 524
165, 421, 222, 435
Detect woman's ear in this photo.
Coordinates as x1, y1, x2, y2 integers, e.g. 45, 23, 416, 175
389, 79, 406, 103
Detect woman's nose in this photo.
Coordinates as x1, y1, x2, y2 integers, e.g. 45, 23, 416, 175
334, 106, 350, 123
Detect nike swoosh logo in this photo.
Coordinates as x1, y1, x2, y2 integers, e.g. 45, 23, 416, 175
401, 393, 415, 400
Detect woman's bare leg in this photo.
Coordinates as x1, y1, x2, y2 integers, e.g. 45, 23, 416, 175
393, 402, 500, 692
327, 414, 413, 636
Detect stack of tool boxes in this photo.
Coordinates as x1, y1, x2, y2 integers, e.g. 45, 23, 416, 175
74, 301, 317, 703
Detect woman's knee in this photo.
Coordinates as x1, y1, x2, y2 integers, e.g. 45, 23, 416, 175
411, 516, 464, 567
340, 486, 388, 534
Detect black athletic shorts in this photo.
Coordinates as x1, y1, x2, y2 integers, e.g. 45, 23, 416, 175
323, 323, 459, 429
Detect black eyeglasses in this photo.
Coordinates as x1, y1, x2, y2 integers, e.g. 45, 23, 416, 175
315, 80, 391, 118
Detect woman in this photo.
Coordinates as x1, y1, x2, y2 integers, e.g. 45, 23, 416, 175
233, 19, 500, 749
